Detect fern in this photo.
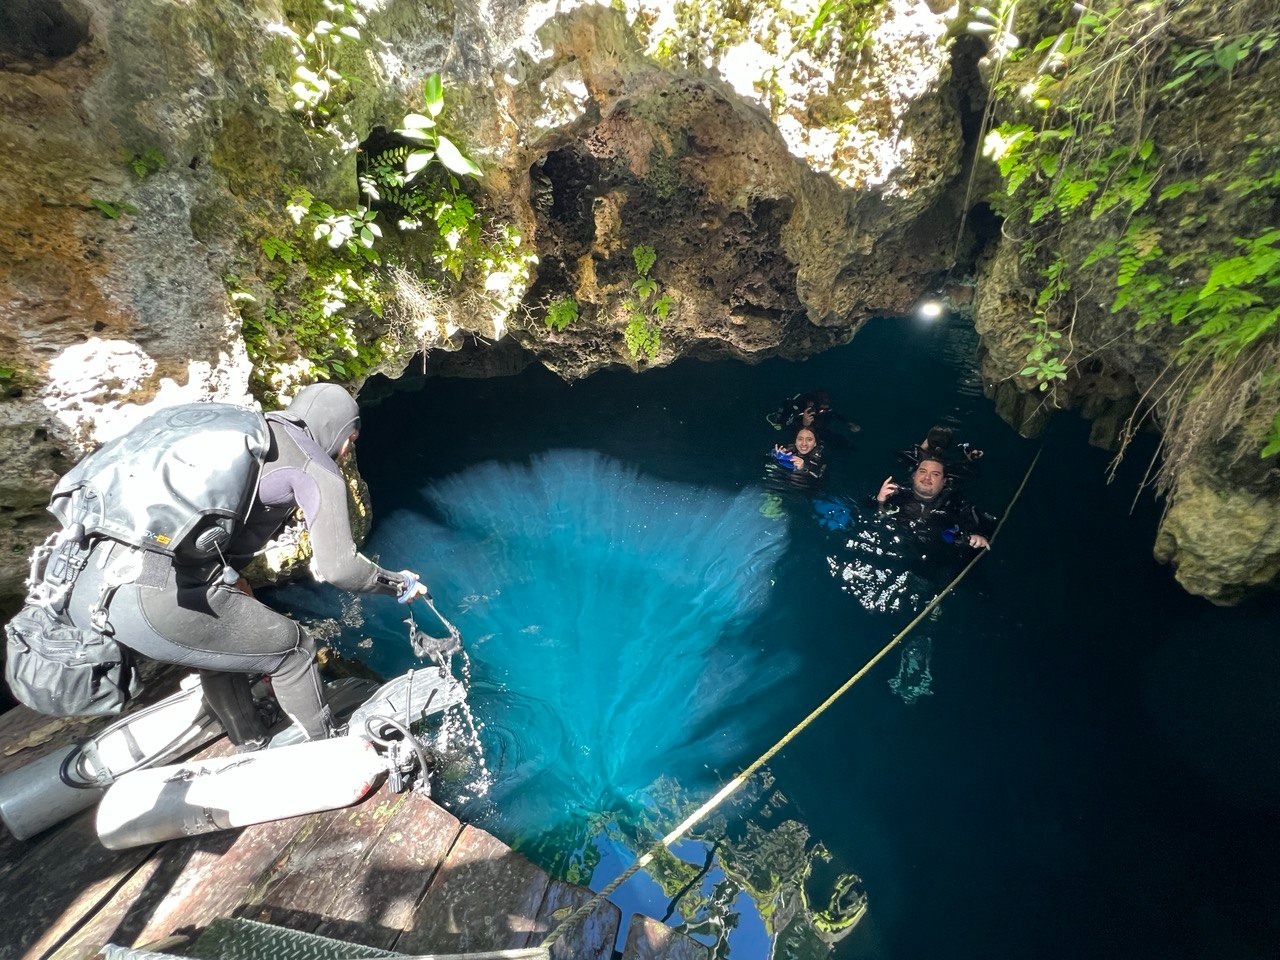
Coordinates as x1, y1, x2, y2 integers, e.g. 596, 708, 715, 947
1200, 235, 1280, 299
1262, 412, 1280, 458
633, 245, 657, 277
1057, 178, 1098, 213
624, 315, 660, 360
1158, 180, 1200, 202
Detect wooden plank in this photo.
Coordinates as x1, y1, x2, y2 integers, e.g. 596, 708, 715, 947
126, 806, 323, 946
312, 790, 462, 951
395, 824, 551, 956
0, 812, 154, 960
0, 710, 98, 776
532, 880, 621, 960
236, 786, 403, 934
49, 850, 179, 960
0, 668, 184, 775
0, 708, 101, 880
621, 915, 711, 960
0, 669, 203, 881
49, 736, 320, 953
52, 807, 313, 958
39, 740, 243, 957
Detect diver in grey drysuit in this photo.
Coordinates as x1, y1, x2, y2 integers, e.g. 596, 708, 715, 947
63, 384, 426, 747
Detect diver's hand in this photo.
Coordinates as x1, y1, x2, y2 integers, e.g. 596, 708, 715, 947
968, 534, 990, 550
397, 570, 431, 604
877, 477, 899, 503
965, 446, 984, 461
789, 455, 805, 469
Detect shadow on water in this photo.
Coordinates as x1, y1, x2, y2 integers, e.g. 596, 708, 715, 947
266, 313, 1279, 959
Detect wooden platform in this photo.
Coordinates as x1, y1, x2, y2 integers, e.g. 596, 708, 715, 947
0, 705, 709, 960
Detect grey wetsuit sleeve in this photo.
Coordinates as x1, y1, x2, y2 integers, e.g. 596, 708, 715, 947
299, 459, 403, 596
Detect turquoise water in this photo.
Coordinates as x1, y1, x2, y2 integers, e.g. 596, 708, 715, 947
271, 315, 1280, 958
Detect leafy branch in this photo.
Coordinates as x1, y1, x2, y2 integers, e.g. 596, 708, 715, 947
622, 245, 671, 362
544, 297, 579, 332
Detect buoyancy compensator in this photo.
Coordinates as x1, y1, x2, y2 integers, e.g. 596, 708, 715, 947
48, 403, 270, 559
4, 403, 270, 717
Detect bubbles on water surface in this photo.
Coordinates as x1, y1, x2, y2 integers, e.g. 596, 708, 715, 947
364, 451, 794, 858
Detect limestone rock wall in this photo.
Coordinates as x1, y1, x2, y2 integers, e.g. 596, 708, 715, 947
0, 0, 970, 612
970, 0, 1280, 603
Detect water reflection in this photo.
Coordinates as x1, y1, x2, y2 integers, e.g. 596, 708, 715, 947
568, 773, 868, 959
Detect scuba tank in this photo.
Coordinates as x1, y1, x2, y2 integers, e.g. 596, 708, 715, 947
0, 676, 220, 840
95, 666, 467, 850
2, 602, 469, 847
95, 736, 387, 850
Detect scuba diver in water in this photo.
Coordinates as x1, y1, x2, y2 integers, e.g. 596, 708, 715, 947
898, 425, 984, 481
9, 384, 428, 750
873, 457, 993, 553
768, 427, 827, 485
859, 457, 993, 704
767, 390, 860, 442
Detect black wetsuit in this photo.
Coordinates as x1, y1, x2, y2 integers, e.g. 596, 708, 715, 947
64, 387, 407, 744
766, 442, 827, 488
897, 441, 983, 481
769, 393, 857, 440
870, 485, 994, 567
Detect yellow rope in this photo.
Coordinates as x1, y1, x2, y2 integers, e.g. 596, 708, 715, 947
540, 448, 1043, 949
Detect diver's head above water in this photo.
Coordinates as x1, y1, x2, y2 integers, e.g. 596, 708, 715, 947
923, 425, 953, 456
277, 383, 362, 460
794, 428, 818, 456
911, 457, 946, 500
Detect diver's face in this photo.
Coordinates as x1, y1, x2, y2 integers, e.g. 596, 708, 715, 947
912, 460, 945, 498
337, 431, 359, 462
795, 430, 816, 455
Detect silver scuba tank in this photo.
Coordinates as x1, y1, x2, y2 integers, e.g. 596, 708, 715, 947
95, 667, 467, 849
0, 677, 220, 840
95, 736, 388, 850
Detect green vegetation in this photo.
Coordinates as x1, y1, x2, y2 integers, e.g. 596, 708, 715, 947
228, 2, 536, 403
981, 0, 1280, 478
649, 0, 757, 69
648, 0, 882, 67
1161, 28, 1277, 93
645, 0, 883, 128
90, 199, 138, 220
0, 364, 28, 398
622, 245, 672, 362
236, 187, 387, 392
279, 0, 372, 126
128, 148, 167, 179
544, 296, 579, 332
803, 0, 882, 59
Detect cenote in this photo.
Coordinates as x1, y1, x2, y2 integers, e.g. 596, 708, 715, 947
266, 313, 1280, 959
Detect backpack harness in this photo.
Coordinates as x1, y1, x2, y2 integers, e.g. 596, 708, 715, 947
6, 403, 271, 716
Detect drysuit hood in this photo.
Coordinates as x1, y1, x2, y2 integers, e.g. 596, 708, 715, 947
275, 384, 361, 458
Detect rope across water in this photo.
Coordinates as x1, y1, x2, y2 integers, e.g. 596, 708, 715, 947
539, 448, 1043, 949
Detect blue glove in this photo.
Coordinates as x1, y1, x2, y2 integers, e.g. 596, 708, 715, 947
771, 448, 798, 470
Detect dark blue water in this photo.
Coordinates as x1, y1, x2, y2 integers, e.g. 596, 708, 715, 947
271, 315, 1280, 959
